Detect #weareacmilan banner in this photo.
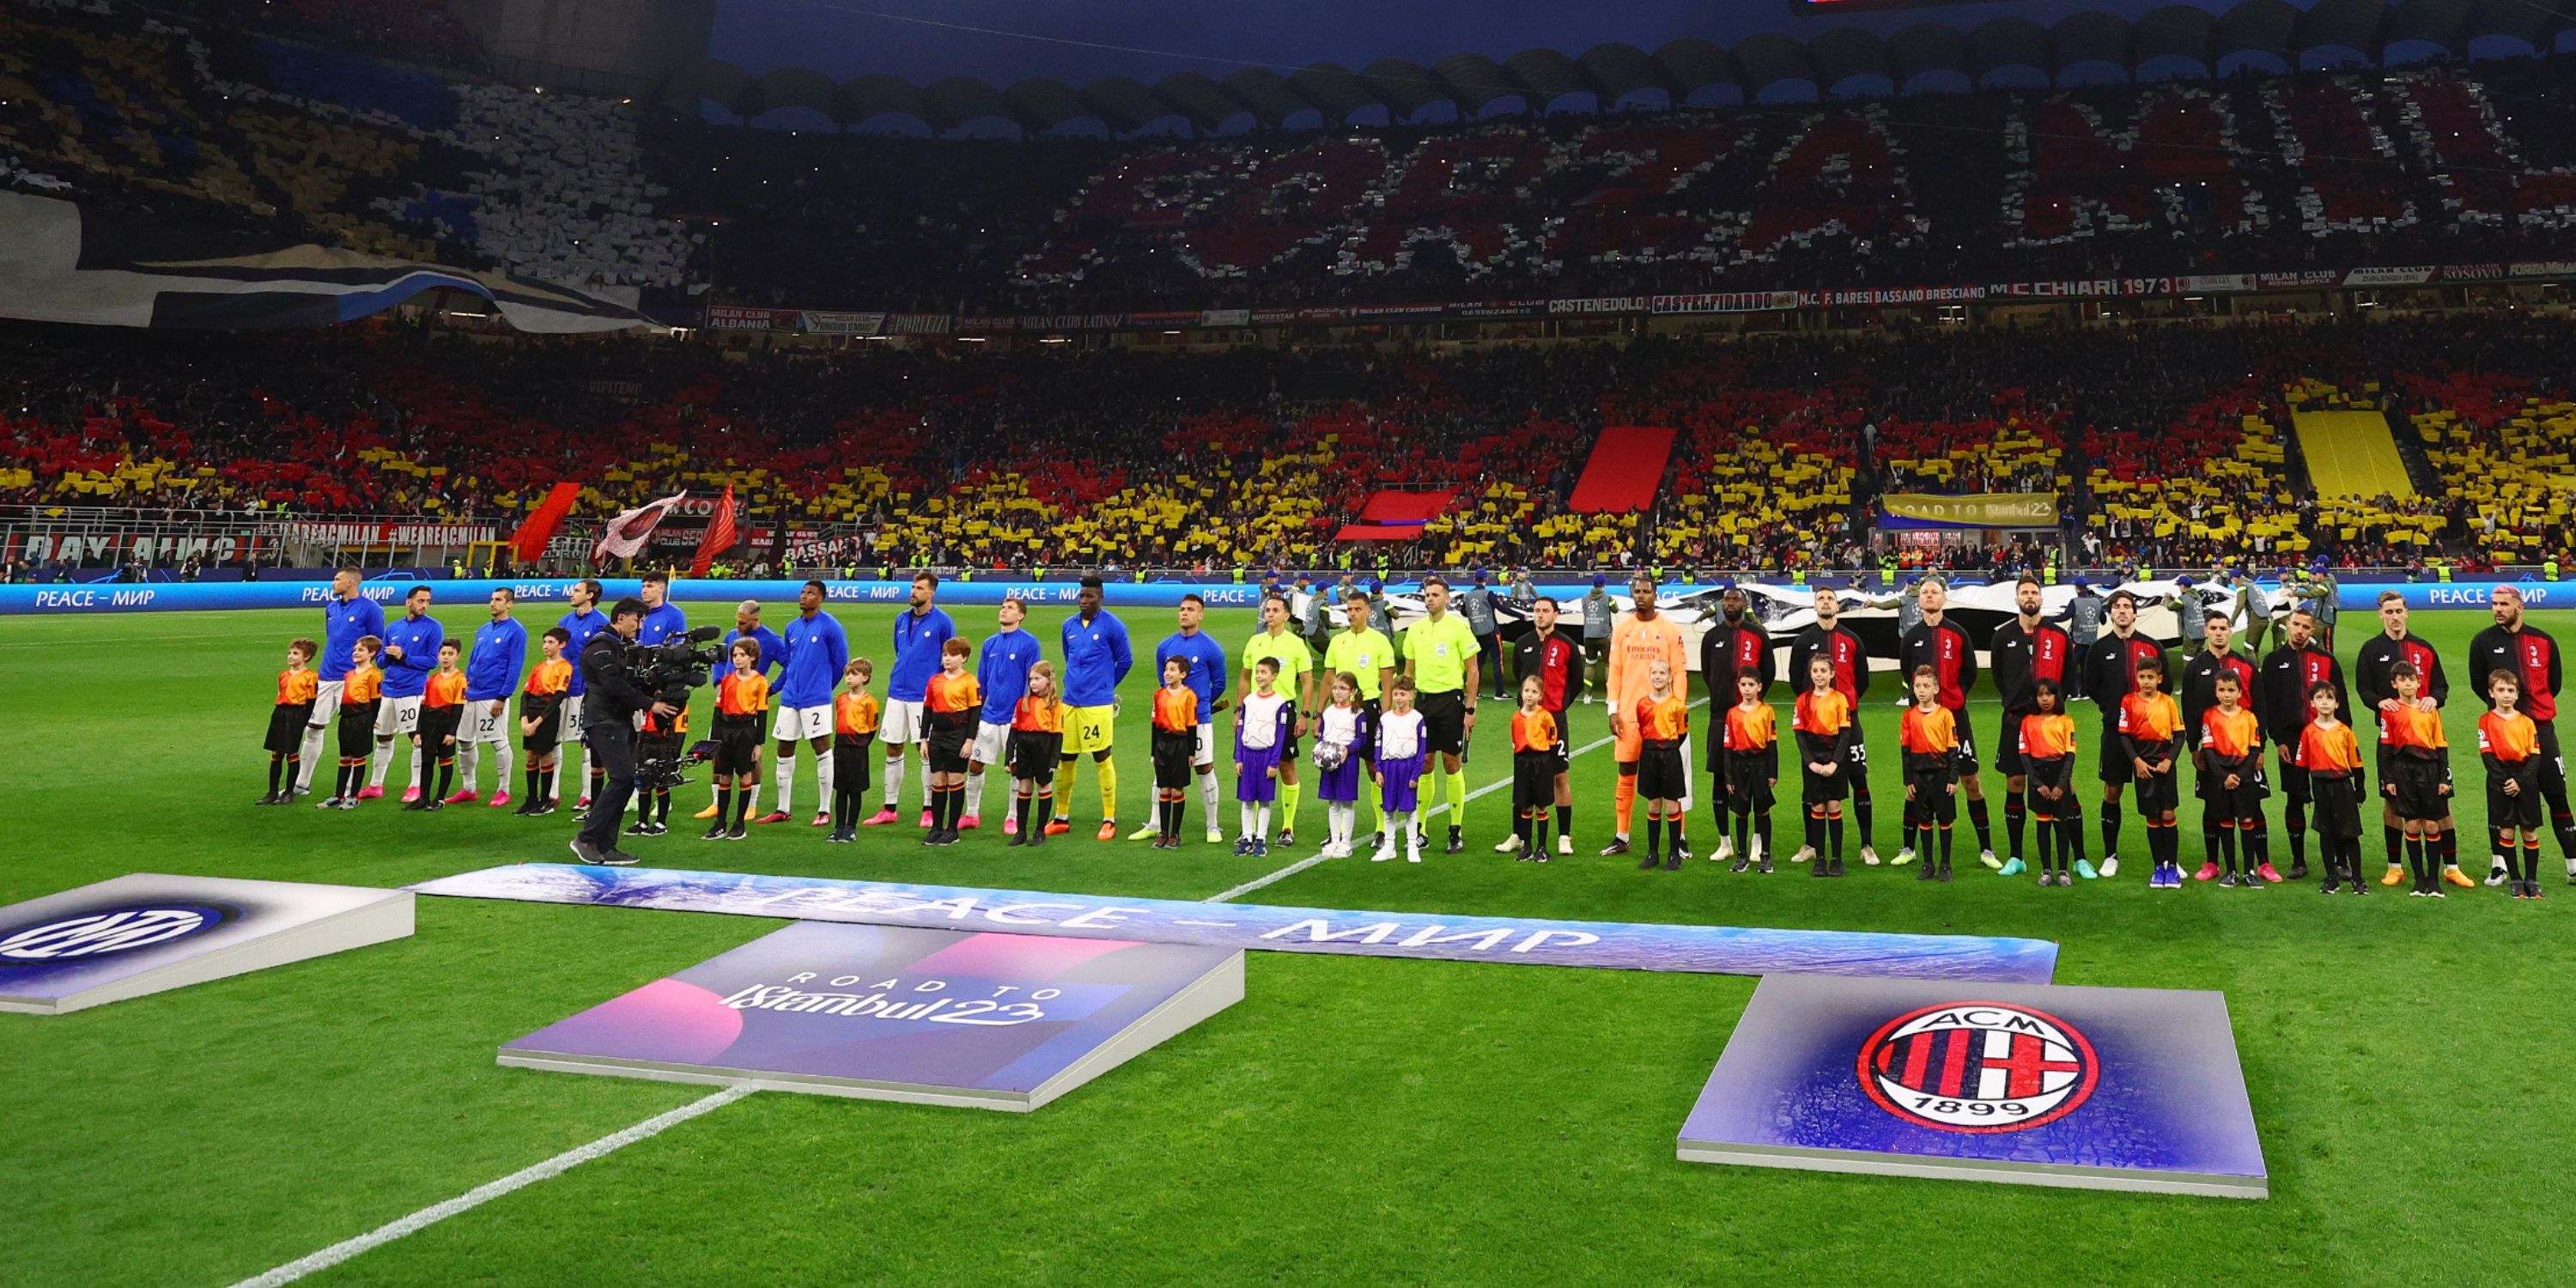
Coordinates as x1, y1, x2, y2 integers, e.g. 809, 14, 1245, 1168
1881, 492, 2060, 528
284, 520, 499, 547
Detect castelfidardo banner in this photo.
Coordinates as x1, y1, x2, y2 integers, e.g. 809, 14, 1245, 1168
1880, 493, 2061, 528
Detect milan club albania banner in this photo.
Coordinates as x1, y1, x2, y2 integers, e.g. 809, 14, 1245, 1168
415, 865, 2060, 982
1879, 493, 2061, 529
1678, 975, 2264, 1197
0, 874, 414, 1014
502, 923, 1243, 1110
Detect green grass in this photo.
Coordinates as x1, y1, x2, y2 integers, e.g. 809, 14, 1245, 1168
3, 605, 2571, 1287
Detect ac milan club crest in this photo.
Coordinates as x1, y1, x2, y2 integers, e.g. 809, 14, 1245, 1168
1857, 1000, 2099, 1133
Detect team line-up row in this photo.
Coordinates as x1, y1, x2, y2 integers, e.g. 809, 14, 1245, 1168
250, 570, 2573, 898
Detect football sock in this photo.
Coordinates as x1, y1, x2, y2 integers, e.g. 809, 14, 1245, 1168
774, 755, 796, 817
1557, 804, 1571, 839
963, 766, 986, 817
2438, 828, 2458, 870
1096, 757, 1117, 822
540, 767, 556, 802
1852, 785, 1874, 848
492, 742, 513, 797
454, 743, 477, 795
296, 724, 325, 791
1644, 816, 1662, 855
2406, 835, 2430, 884
1444, 765, 1466, 820
1202, 770, 1223, 828
2284, 809, 2307, 866
1668, 811, 1686, 852
2203, 824, 2225, 868
882, 754, 905, 810
1280, 780, 1301, 829
2245, 819, 2270, 870
715, 787, 734, 827
524, 765, 541, 803
2004, 788, 2026, 860
1614, 773, 1637, 836
1966, 795, 1992, 849
2035, 818, 2055, 873
434, 757, 454, 799
816, 750, 835, 814
371, 738, 395, 790
2216, 824, 2239, 874
1936, 823, 1953, 867
2524, 838, 2543, 883
2101, 800, 2123, 859
2385, 823, 2405, 869
1255, 804, 1273, 840
1827, 816, 1844, 863
1805, 814, 1825, 858
1240, 803, 1257, 839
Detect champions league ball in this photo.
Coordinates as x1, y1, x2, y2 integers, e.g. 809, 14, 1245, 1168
1313, 741, 1348, 771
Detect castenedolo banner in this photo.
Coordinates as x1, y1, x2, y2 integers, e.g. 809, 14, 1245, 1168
1880, 493, 2060, 528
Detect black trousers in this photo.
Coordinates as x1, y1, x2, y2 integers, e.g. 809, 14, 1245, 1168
576, 722, 639, 852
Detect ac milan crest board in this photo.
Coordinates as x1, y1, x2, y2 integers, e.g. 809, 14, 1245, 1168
501, 922, 1244, 1111
1677, 975, 2265, 1198
0, 874, 415, 1015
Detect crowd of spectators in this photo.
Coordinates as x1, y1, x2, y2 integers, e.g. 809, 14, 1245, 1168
15, 0, 2576, 313
13, 312, 2576, 574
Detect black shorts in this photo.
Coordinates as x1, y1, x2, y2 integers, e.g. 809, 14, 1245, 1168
2135, 766, 2182, 815
266, 702, 314, 756
337, 701, 379, 758
2386, 756, 2448, 822
1007, 729, 1062, 781
2025, 756, 2078, 817
1511, 750, 1556, 811
926, 719, 974, 774
2273, 737, 2312, 804
524, 708, 562, 754
832, 740, 873, 794
2096, 717, 2132, 782
712, 726, 760, 775
1543, 707, 1571, 772
2310, 774, 2364, 838
1993, 710, 2031, 775
1637, 739, 1688, 799
1151, 726, 1197, 789
2537, 720, 2568, 793
2489, 772, 2544, 830
416, 708, 462, 750
637, 734, 684, 769
1801, 764, 1848, 807
1905, 768, 1958, 823
1724, 757, 1775, 812
1416, 690, 1467, 757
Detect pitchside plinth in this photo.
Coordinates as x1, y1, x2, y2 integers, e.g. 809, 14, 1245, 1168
1679, 975, 2266, 1198
501, 922, 1243, 1111
0, 873, 414, 1015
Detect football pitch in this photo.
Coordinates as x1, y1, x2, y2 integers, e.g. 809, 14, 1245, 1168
3, 604, 2570, 1287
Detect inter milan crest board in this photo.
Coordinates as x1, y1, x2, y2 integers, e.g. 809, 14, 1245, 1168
1679, 975, 2265, 1198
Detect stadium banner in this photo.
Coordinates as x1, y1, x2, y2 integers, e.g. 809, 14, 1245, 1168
798, 310, 884, 336
414, 864, 2061, 982
0, 874, 413, 1015
0, 191, 658, 335
1199, 308, 1251, 326
2511, 259, 2576, 279
2440, 263, 2507, 283
499, 922, 1242, 1111
2341, 265, 2437, 287
704, 306, 792, 331
1880, 493, 2060, 527
1677, 975, 2264, 1198
283, 520, 499, 547
4, 526, 278, 568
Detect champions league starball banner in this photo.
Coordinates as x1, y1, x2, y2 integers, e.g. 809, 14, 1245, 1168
1678, 975, 2265, 1198
501, 923, 1243, 1110
415, 864, 2060, 983
0, 874, 414, 1014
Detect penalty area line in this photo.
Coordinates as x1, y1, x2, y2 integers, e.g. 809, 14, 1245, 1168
1202, 698, 1709, 904
226, 1084, 755, 1288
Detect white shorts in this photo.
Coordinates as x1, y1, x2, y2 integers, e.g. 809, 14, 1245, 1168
881, 698, 927, 744
462, 699, 511, 744
307, 679, 346, 727
556, 693, 584, 733
374, 695, 423, 738
771, 704, 831, 742
971, 720, 1012, 765
1194, 721, 1216, 768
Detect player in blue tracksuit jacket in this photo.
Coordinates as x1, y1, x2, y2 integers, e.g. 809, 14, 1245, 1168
296, 568, 388, 793
1053, 577, 1135, 834
637, 571, 687, 646
1149, 593, 1231, 837
371, 584, 445, 799
966, 598, 1048, 823
454, 587, 530, 801
873, 573, 957, 821
761, 583, 851, 823
551, 578, 610, 805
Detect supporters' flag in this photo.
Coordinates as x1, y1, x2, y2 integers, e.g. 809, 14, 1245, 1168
593, 490, 692, 564
510, 483, 582, 565
0, 191, 657, 335
691, 484, 738, 578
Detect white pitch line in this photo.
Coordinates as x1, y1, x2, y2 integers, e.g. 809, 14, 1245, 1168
1202, 698, 1711, 903
227, 1084, 754, 1288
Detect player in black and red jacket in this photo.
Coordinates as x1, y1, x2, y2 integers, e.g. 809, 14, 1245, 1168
2468, 585, 2576, 884
1898, 577, 1994, 866
1788, 586, 1879, 865
1988, 575, 2072, 878
1698, 585, 1771, 861
2081, 589, 2173, 878
2258, 605, 2347, 881
2354, 591, 2463, 888
1510, 597, 1585, 856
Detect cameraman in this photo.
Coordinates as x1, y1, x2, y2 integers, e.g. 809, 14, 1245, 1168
573, 598, 680, 866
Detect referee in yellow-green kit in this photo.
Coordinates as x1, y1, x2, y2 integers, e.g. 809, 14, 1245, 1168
1402, 575, 1481, 854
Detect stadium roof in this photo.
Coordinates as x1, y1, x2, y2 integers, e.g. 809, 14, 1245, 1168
677, 0, 2576, 133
